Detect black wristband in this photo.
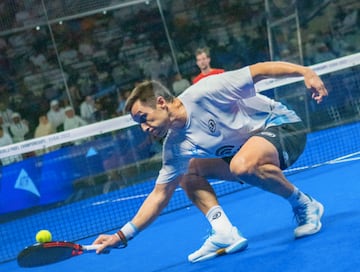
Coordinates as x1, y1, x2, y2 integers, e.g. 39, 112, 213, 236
115, 230, 128, 248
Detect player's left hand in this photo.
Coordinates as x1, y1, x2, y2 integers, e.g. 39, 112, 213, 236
303, 69, 328, 104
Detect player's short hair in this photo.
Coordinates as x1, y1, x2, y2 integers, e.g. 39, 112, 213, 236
124, 80, 174, 113
195, 47, 210, 57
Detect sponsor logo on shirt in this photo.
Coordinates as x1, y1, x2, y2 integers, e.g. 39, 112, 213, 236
215, 145, 236, 156
208, 119, 216, 133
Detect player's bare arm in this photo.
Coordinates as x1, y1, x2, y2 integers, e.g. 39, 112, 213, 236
250, 62, 328, 103
132, 178, 180, 230
93, 177, 181, 253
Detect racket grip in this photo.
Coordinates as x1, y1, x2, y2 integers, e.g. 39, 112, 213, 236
82, 245, 110, 254
82, 244, 102, 251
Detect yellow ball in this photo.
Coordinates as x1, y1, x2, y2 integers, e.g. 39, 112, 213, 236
36, 230, 52, 243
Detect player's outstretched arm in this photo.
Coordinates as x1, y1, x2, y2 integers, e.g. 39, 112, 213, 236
92, 178, 180, 253
250, 61, 328, 103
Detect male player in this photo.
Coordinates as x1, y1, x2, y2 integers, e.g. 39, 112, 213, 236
93, 61, 328, 263
192, 47, 225, 84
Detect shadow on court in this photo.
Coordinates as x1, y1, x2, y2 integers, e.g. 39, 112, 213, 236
2, 158, 360, 272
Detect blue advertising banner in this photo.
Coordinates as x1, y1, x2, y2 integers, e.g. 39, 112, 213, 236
0, 127, 153, 215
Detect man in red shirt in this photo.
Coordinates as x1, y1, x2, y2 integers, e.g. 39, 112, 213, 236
192, 47, 225, 84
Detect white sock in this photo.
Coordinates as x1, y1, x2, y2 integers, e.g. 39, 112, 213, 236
206, 205, 233, 233
287, 187, 311, 208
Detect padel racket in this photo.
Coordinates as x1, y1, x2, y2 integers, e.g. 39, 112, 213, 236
17, 241, 105, 267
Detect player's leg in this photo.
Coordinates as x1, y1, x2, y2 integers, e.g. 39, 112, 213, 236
228, 123, 324, 239
180, 158, 238, 213
180, 159, 248, 263
229, 136, 294, 197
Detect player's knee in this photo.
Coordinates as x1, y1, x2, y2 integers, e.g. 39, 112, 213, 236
187, 158, 202, 175
180, 158, 201, 189
229, 157, 256, 178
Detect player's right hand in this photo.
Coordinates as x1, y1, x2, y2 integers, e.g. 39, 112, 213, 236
92, 234, 123, 254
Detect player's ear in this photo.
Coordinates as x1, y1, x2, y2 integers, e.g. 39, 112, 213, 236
156, 96, 167, 109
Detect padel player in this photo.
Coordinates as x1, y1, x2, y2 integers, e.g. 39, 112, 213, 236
93, 61, 328, 263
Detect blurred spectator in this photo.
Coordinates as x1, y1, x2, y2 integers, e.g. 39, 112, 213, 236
0, 114, 10, 135
47, 99, 65, 132
111, 59, 142, 88
303, 34, 317, 65
7, 31, 32, 52
329, 32, 350, 57
43, 84, 61, 101
63, 106, 87, 131
0, 102, 14, 129
80, 95, 96, 123
115, 90, 131, 116
78, 34, 95, 59
337, 5, 359, 35
63, 106, 88, 145
67, 84, 83, 110
0, 126, 12, 146
313, 43, 337, 64
23, 64, 44, 92
34, 113, 56, 155
93, 99, 108, 122
141, 48, 173, 82
34, 113, 55, 138
29, 50, 49, 71
59, 43, 79, 66
159, 51, 174, 80
14, 2, 32, 27
78, 64, 103, 97
0, 0, 357, 134
172, 72, 190, 96
119, 35, 137, 56
192, 47, 224, 84
226, 31, 251, 66
0, 126, 21, 166
142, 48, 163, 81
19, 88, 49, 134
29, 42, 50, 71
9, 112, 29, 143
111, 60, 130, 86
91, 64, 109, 87
278, 48, 299, 64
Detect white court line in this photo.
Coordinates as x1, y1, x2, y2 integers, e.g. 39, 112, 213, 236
285, 151, 360, 173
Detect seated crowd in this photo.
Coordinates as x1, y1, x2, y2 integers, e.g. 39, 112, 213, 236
0, 0, 358, 166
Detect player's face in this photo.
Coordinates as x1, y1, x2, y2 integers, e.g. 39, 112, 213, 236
131, 99, 170, 138
196, 52, 211, 71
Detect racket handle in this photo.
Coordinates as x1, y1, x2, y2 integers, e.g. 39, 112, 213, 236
82, 244, 111, 254
82, 244, 101, 251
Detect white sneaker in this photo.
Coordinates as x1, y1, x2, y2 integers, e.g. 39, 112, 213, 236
293, 196, 324, 238
188, 227, 248, 263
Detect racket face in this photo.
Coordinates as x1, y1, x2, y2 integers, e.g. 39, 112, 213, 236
17, 241, 83, 267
